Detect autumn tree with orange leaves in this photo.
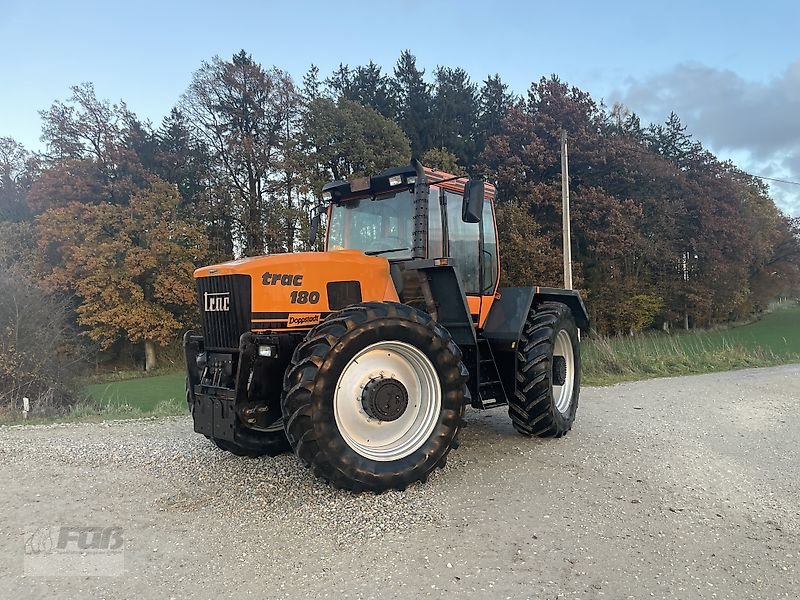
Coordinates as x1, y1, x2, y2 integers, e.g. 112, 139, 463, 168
36, 177, 207, 370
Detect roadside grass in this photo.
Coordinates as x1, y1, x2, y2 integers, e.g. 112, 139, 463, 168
0, 372, 187, 425
83, 372, 186, 413
2, 304, 797, 424
583, 304, 800, 385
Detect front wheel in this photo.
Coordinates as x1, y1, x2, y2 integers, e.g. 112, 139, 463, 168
282, 302, 468, 493
508, 302, 581, 437
187, 379, 290, 456
212, 419, 290, 458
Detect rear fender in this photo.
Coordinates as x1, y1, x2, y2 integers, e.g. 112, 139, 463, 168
483, 287, 589, 348
482, 287, 588, 400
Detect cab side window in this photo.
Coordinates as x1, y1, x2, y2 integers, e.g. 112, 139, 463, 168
445, 190, 481, 294
481, 200, 499, 294
428, 186, 443, 258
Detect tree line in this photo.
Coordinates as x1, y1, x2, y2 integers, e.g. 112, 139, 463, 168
1, 49, 798, 380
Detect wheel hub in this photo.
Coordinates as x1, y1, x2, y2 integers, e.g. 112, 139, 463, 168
361, 377, 409, 421
552, 355, 567, 386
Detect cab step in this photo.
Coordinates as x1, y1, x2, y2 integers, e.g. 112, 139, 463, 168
476, 337, 508, 409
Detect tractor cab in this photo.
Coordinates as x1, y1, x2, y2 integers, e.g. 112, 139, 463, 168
319, 162, 500, 328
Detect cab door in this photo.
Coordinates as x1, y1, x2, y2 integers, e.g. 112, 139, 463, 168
478, 199, 500, 328
442, 189, 482, 324
440, 189, 500, 328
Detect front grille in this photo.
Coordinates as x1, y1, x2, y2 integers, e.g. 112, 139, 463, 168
197, 275, 251, 350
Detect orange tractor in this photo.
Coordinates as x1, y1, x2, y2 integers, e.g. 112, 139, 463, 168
184, 161, 588, 492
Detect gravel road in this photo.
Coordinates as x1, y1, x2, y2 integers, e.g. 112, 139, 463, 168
2, 365, 799, 599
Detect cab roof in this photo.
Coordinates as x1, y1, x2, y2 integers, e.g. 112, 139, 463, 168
422, 166, 496, 200
322, 162, 496, 203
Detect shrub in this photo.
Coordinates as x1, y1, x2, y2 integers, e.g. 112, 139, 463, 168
0, 266, 84, 417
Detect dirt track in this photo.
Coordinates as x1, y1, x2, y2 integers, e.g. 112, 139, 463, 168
2, 365, 799, 599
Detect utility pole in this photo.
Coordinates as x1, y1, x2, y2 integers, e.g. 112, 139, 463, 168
561, 129, 573, 289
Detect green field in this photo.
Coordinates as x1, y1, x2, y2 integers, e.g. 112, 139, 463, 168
583, 304, 800, 384
81, 372, 187, 419
52, 303, 800, 421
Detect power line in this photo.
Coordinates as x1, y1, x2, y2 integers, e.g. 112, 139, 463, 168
750, 174, 800, 187
613, 142, 800, 187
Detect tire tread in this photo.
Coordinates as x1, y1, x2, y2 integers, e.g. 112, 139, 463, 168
507, 302, 580, 438
282, 301, 467, 492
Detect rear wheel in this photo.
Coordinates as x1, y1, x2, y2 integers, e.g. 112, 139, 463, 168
508, 302, 580, 437
282, 302, 468, 492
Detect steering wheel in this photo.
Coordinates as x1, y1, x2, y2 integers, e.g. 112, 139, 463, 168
368, 236, 407, 252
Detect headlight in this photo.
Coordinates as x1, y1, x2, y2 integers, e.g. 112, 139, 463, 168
258, 345, 278, 358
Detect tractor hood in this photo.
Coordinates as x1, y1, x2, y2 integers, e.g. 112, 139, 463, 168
194, 250, 399, 327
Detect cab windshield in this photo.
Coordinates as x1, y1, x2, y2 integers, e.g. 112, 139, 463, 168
326, 189, 414, 259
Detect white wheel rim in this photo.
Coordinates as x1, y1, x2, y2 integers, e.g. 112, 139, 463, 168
553, 329, 575, 414
333, 341, 441, 461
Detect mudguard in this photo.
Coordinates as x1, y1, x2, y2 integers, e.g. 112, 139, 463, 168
481, 287, 588, 402
483, 287, 589, 348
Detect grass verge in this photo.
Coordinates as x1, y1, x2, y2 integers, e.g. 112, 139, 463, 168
2, 304, 797, 423
0, 372, 187, 425
583, 304, 800, 385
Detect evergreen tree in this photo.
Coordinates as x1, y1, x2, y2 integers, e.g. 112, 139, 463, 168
123, 113, 159, 175
327, 64, 353, 99
302, 64, 322, 102
351, 61, 397, 118
645, 112, 702, 168
430, 67, 479, 167
393, 50, 432, 157
327, 61, 397, 119
476, 74, 515, 158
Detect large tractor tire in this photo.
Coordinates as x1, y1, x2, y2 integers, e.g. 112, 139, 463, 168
212, 421, 290, 458
508, 302, 580, 437
282, 302, 468, 493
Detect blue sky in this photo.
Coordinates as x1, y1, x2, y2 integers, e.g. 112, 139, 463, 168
2, 0, 799, 213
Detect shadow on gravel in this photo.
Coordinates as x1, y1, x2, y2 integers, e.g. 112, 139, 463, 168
155, 436, 455, 546
152, 410, 543, 546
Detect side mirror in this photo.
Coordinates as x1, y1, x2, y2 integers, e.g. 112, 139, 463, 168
309, 205, 323, 245
462, 179, 484, 223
